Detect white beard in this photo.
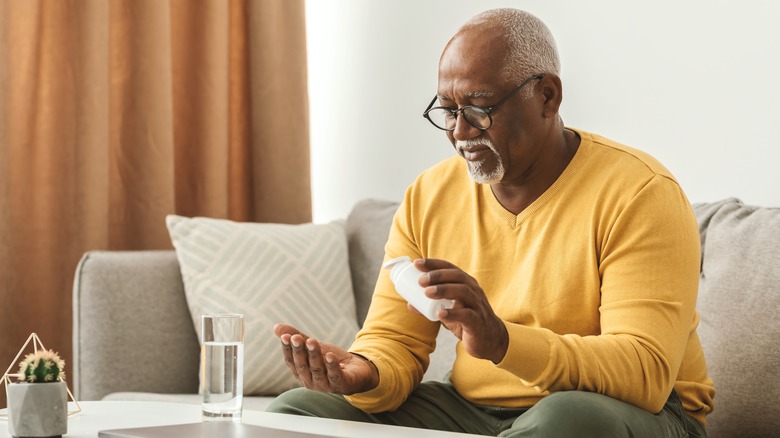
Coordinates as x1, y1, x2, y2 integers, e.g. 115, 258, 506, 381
456, 139, 505, 184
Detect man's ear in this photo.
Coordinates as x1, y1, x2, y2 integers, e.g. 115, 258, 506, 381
540, 74, 563, 119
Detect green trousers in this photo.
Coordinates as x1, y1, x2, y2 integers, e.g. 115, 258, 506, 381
266, 381, 707, 437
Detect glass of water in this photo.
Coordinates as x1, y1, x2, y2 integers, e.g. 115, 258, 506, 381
200, 314, 244, 422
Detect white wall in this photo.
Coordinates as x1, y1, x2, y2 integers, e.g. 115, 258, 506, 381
306, 1, 780, 223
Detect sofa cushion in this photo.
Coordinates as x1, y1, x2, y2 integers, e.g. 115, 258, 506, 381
346, 199, 400, 325
72, 250, 200, 401
693, 198, 780, 437
166, 215, 360, 396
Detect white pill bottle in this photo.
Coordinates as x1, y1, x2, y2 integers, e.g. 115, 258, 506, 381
382, 256, 454, 321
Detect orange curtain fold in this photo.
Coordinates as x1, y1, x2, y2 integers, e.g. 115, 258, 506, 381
228, 0, 252, 222
245, 0, 311, 224
109, 0, 177, 249
0, 0, 310, 405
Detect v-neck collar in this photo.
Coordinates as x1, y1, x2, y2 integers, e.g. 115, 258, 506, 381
482, 128, 589, 229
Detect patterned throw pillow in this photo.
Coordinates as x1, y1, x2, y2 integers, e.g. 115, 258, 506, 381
166, 215, 360, 395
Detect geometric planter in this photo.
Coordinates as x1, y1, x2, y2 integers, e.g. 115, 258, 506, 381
6, 381, 67, 437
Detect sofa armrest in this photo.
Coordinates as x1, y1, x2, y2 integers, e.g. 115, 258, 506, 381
72, 250, 199, 400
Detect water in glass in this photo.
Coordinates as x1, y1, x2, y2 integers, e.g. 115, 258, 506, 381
201, 340, 244, 421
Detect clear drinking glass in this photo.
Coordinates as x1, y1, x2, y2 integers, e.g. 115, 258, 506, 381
200, 314, 244, 422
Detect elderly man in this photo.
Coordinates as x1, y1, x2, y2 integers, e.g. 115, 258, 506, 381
268, 8, 714, 437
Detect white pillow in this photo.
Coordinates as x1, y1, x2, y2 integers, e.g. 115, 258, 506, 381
166, 215, 360, 395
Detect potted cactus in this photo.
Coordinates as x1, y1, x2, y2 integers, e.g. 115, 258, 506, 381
6, 349, 68, 438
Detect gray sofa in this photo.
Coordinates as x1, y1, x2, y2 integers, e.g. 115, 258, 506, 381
72, 198, 780, 437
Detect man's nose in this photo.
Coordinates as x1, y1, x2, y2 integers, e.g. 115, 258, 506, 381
451, 114, 481, 141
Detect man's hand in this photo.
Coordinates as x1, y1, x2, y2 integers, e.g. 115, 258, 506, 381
273, 324, 379, 395
414, 258, 509, 364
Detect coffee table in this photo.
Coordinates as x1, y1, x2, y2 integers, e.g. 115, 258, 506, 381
0, 401, 488, 437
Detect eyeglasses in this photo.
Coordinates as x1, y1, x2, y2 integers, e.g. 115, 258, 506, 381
422, 74, 544, 131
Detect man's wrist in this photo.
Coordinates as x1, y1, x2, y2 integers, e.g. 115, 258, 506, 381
351, 352, 380, 391
491, 323, 510, 364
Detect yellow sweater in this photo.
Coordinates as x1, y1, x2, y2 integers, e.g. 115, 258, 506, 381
347, 129, 715, 426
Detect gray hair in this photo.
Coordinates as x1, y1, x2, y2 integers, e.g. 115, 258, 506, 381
462, 8, 561, 83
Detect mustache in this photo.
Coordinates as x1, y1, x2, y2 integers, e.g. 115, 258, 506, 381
455, 138, 496, 152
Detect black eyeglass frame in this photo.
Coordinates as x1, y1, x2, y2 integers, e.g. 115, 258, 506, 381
422, 73, 545, 131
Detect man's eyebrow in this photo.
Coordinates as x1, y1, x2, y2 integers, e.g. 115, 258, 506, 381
466, 90, 495, 99
437, 90, 496, 102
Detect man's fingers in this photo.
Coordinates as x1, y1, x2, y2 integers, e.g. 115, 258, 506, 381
305, 340, 329, 390
277, 329, 360, 394
324, 352, 345, 391
420, 268, 473, 289
413, 257, 455, 272
290, 334, 315, 387
274, 323, 306, 338
279, 333, 299, 379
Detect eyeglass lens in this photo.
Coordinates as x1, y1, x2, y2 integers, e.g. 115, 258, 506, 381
427, 106, 492, 131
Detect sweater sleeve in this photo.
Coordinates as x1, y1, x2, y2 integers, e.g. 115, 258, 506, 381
344, 191, 441, 412
496, 175, 701, 413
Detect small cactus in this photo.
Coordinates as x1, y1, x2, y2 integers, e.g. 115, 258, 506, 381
17, 349, 66, 383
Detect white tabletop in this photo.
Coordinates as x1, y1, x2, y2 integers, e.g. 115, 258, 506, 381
0, 401, 488, 437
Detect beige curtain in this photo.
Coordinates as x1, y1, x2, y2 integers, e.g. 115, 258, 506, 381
0, 0, 310, 403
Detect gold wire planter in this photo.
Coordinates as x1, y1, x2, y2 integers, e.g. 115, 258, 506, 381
0, 332, 81, 420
